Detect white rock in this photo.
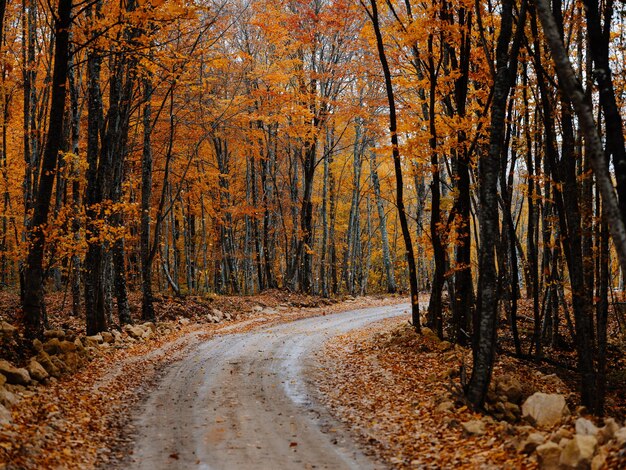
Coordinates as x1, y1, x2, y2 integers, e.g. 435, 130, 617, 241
559, 435, 597, 469
575, 417, 599, 437
536, 441, 561, 470
522, 392, 570, 428
614, 427, 626, 447
597, 418, 620, 444
518, 432, 545, 454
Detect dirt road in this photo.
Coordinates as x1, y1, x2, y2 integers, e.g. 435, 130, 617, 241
127, 303, 410, 470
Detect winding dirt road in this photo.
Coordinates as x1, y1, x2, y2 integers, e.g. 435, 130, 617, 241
127, 303, 410, 470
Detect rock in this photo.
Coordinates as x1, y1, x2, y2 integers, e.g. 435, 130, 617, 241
32, 339, 43, 352
421, 327, 440, 342
461, 419, 486, 436
591, 452, 606, 470
50, 356, 68, 375
435, 401, 454, 413
112, 330, 123, 343
179, 318, 190, 325
522, 393, 570, 429
36, 351, 60, 378
43, 338, 63, 355
142, 322, 157, 333
101, 332, 114, 344
0, 360, 31, 385
437, 340, 453, 351
614, 427, 626, 447
0, 374, 4, 387
497, 376, 524, 404
43, 329, 65, 340
62, 352, 82, 373
251, 305, 263, 312
73, 338, 86, 355
576, 406, 589, 416
486, 389, 499, 404
501, 402, 521, 422
141, 328, 153, 339
559, 435, 597, 469
211, 309, 224, 320
224, 312, 232, 321
543, 373, 566, 389
576, 417, 599, 437
516, 425, 536, 436
536, 442, 562, 470
559, 438, 572, 448
550, 426, 574, 444
59, 340, 77, 353
0, 321, 17, 338
85, 334, 103, 347
27, 360, 48, 382
597, 418, 620, 444
3, 384, 25, 394
518, 432, 545, 454
125, 324, 145, 340
0, 403, 11, 425
0, 387, 17, 408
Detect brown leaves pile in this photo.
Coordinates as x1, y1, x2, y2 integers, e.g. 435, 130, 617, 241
315, 318, 540, 469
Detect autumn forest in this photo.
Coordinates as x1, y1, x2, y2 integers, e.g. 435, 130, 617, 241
1, 0, 626, 466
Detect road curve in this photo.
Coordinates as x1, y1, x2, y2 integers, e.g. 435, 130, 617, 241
127, 303, 410, 470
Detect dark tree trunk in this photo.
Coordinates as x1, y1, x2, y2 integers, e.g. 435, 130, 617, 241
466, 0, 525, 407
22, 0, 72, 339
451, 7, 473, 346
426, 33, 445, 338
141, 78, 155, 321
366, 0, 420, 328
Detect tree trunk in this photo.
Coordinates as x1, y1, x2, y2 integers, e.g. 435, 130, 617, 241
466, 0, 525, 407
366, 0, 420, 328
370, 150, 396, 293
22, 0, 72, 339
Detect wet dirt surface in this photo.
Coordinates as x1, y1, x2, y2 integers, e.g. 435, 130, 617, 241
126, 303, 410, 470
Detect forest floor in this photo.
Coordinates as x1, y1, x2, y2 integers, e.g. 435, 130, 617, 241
315, 304, 626, 469
2, 293, 625, 469
0, 290, 404, 469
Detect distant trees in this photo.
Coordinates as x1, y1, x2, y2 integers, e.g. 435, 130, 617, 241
5, 0, 626, 415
